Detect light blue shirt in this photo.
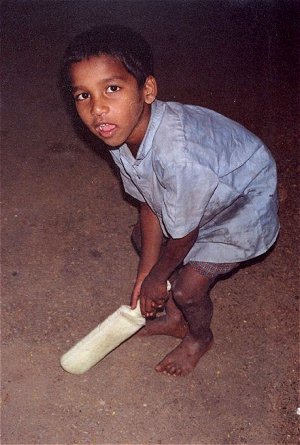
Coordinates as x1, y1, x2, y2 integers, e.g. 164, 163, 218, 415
111, 100, 280, 263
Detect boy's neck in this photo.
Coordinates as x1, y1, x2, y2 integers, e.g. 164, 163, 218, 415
127, 103, 152, 158
127, 143, 140, 158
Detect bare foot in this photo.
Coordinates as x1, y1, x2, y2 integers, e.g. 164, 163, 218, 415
139, 314, 188, 339
155, 333, 213, 377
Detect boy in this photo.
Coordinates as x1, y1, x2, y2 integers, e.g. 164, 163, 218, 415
62, 25, 279, 377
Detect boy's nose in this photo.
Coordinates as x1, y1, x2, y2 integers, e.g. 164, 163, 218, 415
91, 98, 108, 116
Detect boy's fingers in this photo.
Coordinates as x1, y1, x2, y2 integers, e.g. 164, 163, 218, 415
141, 296, 155, 317
146, 307, 157, 318
145, 299, 153, 314
130, 289, 140, 310
140, 296, 146, 316
130, 296, 137, 309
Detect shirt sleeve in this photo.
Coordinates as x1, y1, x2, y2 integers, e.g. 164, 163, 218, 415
161, 161, 219, 238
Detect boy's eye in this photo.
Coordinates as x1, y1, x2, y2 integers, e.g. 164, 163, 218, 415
106, 85, 120, 93
74, 92, 90, 101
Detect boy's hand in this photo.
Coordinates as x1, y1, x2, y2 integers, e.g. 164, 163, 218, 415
138, 275, 169, 317
130, 275, 146, 310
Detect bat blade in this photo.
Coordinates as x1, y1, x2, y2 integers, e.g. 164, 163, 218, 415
60, 304, 145, 374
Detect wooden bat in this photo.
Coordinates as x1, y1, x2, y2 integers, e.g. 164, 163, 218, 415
60, 281, 171, 374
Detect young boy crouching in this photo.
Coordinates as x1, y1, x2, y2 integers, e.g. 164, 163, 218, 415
61, 25, 280, 377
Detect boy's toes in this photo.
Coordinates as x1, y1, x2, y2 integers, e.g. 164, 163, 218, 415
155, 363, 164, 373
166, 364, 177, 375
159, 361, 183, 376
155, 357, 183, 376
156, 361, 172, 374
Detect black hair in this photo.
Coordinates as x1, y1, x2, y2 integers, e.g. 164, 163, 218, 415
62, 24, 154, 89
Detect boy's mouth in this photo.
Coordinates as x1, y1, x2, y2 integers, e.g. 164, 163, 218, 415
95, 123, 117, 138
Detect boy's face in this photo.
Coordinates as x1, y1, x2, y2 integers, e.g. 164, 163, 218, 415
70, 55, 156, 155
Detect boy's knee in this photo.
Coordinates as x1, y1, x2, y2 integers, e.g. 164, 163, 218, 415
172, 285, 187, 308
172, 266, 212, 308
172, 281, 206, 308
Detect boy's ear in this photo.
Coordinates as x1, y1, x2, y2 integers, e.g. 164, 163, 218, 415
144, 76, 157, 104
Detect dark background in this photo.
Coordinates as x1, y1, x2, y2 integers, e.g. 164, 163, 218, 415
1, 1, 299, 444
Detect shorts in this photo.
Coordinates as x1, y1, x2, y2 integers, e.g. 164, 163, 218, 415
131, 221, 240, 280
188, 260, 240, 280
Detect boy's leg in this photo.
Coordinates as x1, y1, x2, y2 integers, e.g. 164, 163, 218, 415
139, 282, 189, 338
131, 221, 188, 338
155, 264, 214, 376
132, 221, 239, 376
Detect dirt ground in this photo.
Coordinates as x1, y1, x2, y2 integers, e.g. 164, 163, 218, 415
1, 1, 299, 444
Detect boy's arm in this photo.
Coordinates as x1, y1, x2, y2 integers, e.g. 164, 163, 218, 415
139, 226, 199, 317
131, 202, 164, 309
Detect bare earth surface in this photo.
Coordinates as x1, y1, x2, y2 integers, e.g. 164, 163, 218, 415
1, 1, 299, 444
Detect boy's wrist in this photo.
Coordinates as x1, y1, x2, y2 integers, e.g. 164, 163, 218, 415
136, 271, 148, 282
146, 267, 170, 285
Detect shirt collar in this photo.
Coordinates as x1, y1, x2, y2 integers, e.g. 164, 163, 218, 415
120, 100, 165, 163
